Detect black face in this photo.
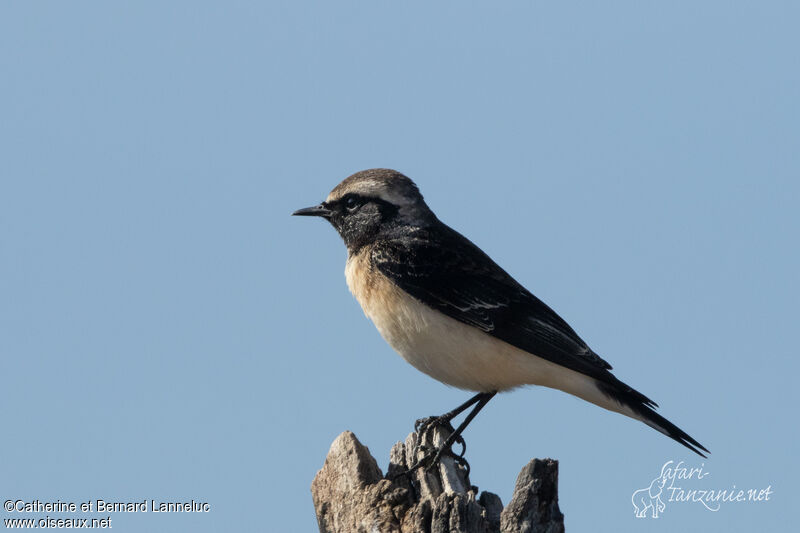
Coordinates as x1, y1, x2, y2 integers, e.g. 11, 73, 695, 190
325, 194, 399, 252
292, 193, 401, 252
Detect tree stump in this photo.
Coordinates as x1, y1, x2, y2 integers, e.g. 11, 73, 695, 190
311, 425, 565, 533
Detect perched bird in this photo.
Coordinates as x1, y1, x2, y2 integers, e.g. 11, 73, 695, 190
293, 168, 708, 464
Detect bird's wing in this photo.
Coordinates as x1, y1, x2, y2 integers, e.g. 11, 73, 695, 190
372, 225, 643, 395
372, 225, 715, 457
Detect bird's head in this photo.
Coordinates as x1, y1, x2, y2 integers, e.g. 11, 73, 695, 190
293, 168, 435, 252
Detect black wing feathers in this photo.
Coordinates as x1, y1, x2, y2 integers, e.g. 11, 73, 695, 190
372, 224, 710, 457
373, 224, 656, 407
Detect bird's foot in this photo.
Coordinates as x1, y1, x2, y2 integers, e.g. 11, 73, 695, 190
399, 442, 471, 479
414, 415, 453, 438
398, 416, 469, 476
415, 416, 467, 459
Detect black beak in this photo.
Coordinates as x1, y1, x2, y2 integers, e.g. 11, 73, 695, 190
292, 203, 332, 218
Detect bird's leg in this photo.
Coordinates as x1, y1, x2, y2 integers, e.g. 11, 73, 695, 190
407, 391, 497, 474
425, 392, 495, 468
414, 391, 488, 437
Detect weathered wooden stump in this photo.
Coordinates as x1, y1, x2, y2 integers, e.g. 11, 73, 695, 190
311, 425, 565, 533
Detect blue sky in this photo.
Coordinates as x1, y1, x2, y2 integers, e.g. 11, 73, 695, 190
1, 2, 797, 531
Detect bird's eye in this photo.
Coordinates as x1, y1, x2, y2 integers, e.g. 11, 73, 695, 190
345, 196, 360, 211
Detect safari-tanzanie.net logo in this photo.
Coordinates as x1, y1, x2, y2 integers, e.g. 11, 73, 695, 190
631, 460, 773, 518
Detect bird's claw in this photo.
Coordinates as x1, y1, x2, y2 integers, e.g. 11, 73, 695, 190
402, 430, 470, 476
402, 442, 471, 477
414, 415, 451, 436
404, 447, 442, 476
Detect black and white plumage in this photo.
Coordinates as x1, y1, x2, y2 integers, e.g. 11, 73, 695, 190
293, 168, 708, 458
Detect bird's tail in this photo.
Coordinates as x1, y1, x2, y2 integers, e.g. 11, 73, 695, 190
595, 380, 710, 458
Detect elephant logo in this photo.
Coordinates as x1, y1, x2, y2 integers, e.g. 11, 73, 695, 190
631, 461, 672, 518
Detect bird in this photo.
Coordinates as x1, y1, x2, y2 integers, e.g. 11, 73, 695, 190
293, 168, 708, 466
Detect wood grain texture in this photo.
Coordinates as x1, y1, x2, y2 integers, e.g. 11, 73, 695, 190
311, 426, 564, 533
